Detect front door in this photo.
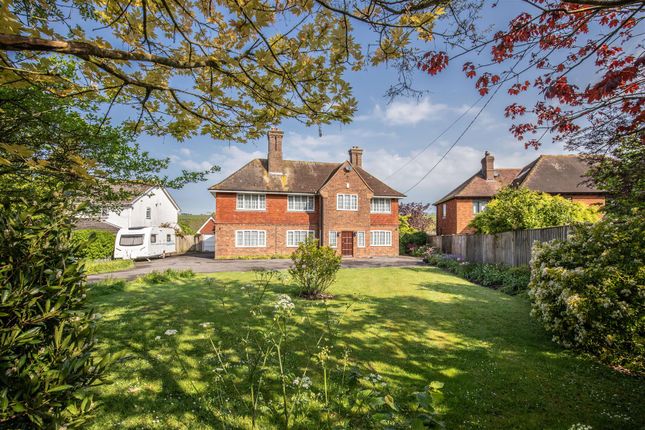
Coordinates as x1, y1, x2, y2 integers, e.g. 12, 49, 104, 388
341, 231, 353, 257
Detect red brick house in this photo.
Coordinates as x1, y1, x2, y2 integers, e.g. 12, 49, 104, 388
208, 129, 405, 258
434, 152, 606, 235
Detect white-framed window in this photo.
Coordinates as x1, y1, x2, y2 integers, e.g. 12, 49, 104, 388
150, 234, 157, 244
328, 231, 337, 248
146, 207, 151, 219
166, 234, 172, 243
235, 230, 266, 247
472, 200, 487, 214
337, 194, 358, 211
288, 195, 315, 212
371, 230, 392, 247
286, 230, 315, 247
236, 193, 266, 211
370, 198, 391, 213
357, 231, 365, 248
442, 204, 447, 219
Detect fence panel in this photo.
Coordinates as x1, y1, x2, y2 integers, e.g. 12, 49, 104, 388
428, 226, 571, 266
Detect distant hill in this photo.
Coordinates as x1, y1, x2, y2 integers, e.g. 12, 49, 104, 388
178, 213, 212, 235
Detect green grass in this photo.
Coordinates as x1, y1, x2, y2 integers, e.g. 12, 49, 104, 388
84, 258, 134, 275
87, 268, 644, 429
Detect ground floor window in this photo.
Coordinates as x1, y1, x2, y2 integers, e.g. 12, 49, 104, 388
370, 230, 392, 246
357, 231, 365, 248
286, 230, 315, 247
328, 231, 337, 248
235, 230, 266, 247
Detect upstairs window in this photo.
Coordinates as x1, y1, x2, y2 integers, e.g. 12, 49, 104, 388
286, 230, 315, 247
370, 198, 391, 213
288, 195, 315, 212
146, 207, 151, 219
472, 200, 488, 214
237, 193, 266, 210
337, 194, 358, 211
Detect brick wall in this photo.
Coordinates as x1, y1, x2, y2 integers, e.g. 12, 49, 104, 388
567, 194, 606, 208
214, 223, 319, 258
215, 192, 319, 225
435, 199, 477, 235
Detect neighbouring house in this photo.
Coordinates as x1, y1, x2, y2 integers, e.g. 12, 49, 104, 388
434, 152, 606, 235
207, 128, 405, 258
197, 216, 216, 253
76, 184, 181, 232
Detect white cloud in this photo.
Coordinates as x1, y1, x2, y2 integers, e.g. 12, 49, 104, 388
179, 147, 192, 156
179, 159, 212, 171
371, 98, 454, 125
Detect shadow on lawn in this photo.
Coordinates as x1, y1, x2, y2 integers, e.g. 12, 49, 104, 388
88, 269, 645, 429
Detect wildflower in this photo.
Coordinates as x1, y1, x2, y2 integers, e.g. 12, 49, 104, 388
293, 376, 312, 389
154, 336, 161, 341
274, 294, 295, 315
164, 329, 178, 336
200, 322, 211, 328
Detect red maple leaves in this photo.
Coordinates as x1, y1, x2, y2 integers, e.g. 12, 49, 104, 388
419, 0, 644, 150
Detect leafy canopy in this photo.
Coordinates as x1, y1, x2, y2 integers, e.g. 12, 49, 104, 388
469, 186, 599, 234
0, 0, 461, 141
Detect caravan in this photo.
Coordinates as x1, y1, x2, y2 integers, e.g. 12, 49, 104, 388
114, 227, 176, 260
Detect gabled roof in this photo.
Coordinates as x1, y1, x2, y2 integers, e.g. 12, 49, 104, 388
434, 154, 604, 205
511, 154, 601, 194
209, 159, 405, 197
110, 183, 181, 211
434, 168, 520, 205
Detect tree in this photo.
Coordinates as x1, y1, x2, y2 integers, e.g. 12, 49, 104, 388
0, 86, 216, 210
419, 0, 643, 154
399, 201, 435, 232
469, 186, 599, 234
0, 0, 467, 141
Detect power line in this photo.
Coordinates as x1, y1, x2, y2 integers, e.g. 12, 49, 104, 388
384, 94, 486, 180
403, 82, 505, 194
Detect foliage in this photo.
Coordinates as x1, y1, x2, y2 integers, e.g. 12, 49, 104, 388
399, 202, 435, 233
0, 193, 116, 428
586, 136, 645, 217
420, 0, 643, 152
289, 237, 341, 298
73, 230, 116, 259
399, 214, 429, 255
528, 214, 645, 372
177, 213, 209, 236
84, 259, 134, 275
86, 268, 645, 428
425, 253, 531, 295
140, 269, 196, 284
0, 0, 465, 141
469, 187, 599, 234
0, 87, 216, 211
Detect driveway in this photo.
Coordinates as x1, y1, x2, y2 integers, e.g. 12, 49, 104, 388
88, 254, 424, 281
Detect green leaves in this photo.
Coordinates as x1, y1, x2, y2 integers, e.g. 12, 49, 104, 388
289, 237, 342, 298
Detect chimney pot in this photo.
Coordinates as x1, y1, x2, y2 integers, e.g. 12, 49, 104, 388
348, 146, 363, 168
481, 151, 495, 180
267, 128, 284, 174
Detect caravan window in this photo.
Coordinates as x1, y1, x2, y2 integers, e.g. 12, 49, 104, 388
119, 235, 144, 246
150, 234, 157, 244
166, 234, 172, 243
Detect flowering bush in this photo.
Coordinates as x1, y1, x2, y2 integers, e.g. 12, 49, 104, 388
289, 237, 341, 299
528, 215, 644, 371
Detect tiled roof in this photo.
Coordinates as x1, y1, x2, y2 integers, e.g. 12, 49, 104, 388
434, 168, 520, 205
209, 159, 405, 197
434, 154, 604, 205
512, 155, 601, 194
74, 219, 120, 233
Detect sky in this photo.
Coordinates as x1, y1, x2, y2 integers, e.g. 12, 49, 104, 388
133, 3, 577, 215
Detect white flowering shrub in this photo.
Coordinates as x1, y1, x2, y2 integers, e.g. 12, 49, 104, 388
528, 216, 644, 371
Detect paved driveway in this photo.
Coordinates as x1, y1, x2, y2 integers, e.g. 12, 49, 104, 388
88, 254, 424, 281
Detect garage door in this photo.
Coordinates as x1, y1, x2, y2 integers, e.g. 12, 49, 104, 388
202, 234, 215, 252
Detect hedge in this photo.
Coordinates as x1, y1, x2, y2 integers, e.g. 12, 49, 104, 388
72, 229, 116, 259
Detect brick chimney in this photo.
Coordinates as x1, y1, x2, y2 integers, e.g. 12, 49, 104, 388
348, 146, 363, 168
481, 151, 495, 180
267, 127, 284, 175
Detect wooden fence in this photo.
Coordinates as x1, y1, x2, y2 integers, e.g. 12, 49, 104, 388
427, 226, 571, 266
175, 235, 213, 254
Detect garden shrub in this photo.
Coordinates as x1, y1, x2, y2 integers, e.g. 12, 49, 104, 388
72, 229, 116, 259
289, 237, 341, 299
399, 214, 428, 255
141, 268, 196, 284
529, 215, 644, 371
0, 197, 115, 428
425, 253, 530, 295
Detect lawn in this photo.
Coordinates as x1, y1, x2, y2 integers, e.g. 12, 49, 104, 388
84, 258, 134, 275
87, 267, 644, 429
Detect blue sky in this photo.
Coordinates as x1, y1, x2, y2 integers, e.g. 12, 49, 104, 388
135, 3, 576, 215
